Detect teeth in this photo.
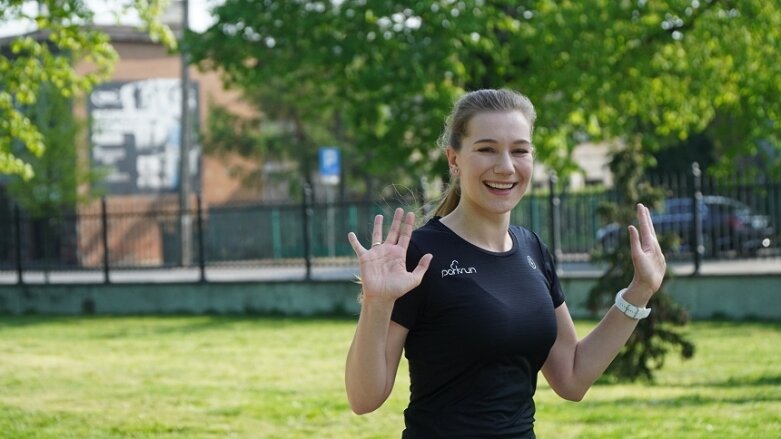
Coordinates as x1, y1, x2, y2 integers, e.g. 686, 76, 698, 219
486, 182, 515, 190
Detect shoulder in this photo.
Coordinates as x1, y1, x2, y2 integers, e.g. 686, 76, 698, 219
410, 217, 454, 248
510, 225, 555, 271
510, 224, 545, 249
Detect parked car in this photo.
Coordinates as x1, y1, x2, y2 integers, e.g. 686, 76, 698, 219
597, 196, 774, 256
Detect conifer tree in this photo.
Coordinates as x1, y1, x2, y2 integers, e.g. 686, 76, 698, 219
588, 137, 694, 381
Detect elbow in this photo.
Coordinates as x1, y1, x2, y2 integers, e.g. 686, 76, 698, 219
552, 383, 589, 402
346, 385, 386, 415
348, 398, 381, 415
345, 379, 388, 415
561, 390, 586, 402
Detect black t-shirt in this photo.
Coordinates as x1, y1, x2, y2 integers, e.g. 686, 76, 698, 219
391, 217, 566, 439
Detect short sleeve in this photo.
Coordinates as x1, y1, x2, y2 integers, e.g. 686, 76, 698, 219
530, 231, 566, 308
540, 242, 566, 307
390, 241, 426, 330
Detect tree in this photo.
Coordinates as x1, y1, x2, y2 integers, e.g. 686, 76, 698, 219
588, 139, 694, 381
0, 0, 176, 180
4, 82, 101, 217
189, 0, 781, 194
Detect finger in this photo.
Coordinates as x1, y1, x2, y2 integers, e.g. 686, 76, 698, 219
645, 205, 664, 253
643, 203, 658, 239
371, 214, 384, 247
628, 225, 642, 260
411, 253, 433, 285
396, 212, 416, 249
636, 203, 655, 247
347, 232, 367, 256
384, 208, 405, 244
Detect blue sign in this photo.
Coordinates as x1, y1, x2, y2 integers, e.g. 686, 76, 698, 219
319, 147, 341, 184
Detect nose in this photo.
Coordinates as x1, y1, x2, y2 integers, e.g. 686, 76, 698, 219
494, 151, 514, 175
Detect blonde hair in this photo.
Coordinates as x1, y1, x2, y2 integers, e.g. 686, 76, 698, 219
433, 89, 537, 217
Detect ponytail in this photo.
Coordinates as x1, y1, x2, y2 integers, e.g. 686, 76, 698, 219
433, 179, 460, 218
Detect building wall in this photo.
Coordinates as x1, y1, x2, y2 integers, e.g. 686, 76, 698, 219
70, 30, 264, 266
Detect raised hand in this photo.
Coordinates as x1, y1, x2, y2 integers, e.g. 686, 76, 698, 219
627, 203, 667, 299
347, 208, 433, 305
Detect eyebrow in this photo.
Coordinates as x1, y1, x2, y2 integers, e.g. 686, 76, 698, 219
473, 138, 532, 145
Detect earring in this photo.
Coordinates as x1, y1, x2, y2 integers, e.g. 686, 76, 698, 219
451, 166, 459, 175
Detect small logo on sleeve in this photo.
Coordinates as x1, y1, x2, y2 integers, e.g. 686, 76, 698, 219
441, 260, 477, 278
527, 256, 537, 270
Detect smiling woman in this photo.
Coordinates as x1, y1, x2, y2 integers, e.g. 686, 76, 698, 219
344, 88, 668, 438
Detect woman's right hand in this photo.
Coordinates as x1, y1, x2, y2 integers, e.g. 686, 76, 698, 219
347, 208, 433, 305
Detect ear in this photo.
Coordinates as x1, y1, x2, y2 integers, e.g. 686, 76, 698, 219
445, 146, 459, 169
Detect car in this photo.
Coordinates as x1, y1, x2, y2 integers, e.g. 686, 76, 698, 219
596, 196, 774, 256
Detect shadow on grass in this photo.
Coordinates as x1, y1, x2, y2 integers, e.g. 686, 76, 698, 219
682, 374, 781, 388
583, 390, 781, 409
595, 373, 781, 391
0, 313, 358, 332
0, 315, 89, 329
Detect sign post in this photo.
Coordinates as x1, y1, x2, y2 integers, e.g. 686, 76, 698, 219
319, 147, 341, 257
318, 147, 341, 185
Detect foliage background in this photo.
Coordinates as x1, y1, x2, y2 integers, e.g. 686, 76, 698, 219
190, 0, 781, 195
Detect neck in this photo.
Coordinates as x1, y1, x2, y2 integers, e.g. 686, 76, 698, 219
440, 205, 512, 252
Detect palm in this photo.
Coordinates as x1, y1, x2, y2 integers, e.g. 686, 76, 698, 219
348, 209, 432, 303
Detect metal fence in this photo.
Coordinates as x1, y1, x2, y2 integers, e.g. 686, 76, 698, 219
2, 167, 779, 284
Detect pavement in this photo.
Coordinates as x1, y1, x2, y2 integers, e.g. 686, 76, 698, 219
2, 255, 780, 285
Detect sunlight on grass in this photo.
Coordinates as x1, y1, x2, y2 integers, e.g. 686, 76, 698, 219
0, 317, 779, 438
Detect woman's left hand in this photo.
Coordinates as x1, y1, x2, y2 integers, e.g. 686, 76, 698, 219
627, 203, 667, 300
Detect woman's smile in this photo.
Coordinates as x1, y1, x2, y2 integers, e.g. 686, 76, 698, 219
483, 181, 518, 193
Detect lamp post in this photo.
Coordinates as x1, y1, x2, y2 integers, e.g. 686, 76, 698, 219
178, 0, 192, 266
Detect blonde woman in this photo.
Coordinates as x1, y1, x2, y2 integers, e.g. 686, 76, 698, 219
345, 89, 665, 438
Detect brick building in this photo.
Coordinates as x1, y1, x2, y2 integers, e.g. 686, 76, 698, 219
2, 23, 265, 268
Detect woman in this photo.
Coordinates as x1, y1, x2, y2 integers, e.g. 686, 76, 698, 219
345, 89, 665, 438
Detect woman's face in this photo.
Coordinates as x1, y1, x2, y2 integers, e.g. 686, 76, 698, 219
447, 110, 534, 217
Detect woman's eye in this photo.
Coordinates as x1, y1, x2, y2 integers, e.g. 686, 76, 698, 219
513, 149, 529, 155
478, 147, 494, 153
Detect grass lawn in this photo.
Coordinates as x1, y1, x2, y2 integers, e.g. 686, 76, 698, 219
0, 316, 779, 438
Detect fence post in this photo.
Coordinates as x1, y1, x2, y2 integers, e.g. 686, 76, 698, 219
196, 192, 206, 283
42, 216, 50, 284
302, 183, 313, 281
14, 204, 23, 285
548, 172, 562, 266
101, 197, 111, 284
691, 162, 703, 275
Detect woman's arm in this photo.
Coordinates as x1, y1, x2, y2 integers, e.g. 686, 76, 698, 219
541, 203, 665, 401
346, 311, 408, 414
344, 208, 432, 414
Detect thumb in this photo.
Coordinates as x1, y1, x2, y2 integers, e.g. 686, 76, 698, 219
411, 253, 433, 285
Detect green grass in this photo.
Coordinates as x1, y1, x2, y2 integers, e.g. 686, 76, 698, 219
0, 316, 779, 438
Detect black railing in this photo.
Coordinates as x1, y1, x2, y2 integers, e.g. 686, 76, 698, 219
1, 169, 779, 284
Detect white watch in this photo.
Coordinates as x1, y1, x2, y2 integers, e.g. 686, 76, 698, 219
614, 288, 651, 320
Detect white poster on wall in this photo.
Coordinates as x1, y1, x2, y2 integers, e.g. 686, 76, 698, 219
88, 79, 200, 194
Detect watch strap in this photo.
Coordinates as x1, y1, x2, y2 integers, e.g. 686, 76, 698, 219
614, 288, 651, 320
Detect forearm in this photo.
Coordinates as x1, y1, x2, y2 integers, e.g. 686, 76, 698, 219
345, 299, 396, 414
571, 304, 643, 389
551, 287, 651, 400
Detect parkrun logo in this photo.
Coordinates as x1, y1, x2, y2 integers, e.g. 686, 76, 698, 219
441, 260, 477, 278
